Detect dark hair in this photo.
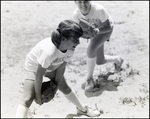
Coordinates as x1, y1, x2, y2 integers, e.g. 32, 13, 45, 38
51, 20, 83, 48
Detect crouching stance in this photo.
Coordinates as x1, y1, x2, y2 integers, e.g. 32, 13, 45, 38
16, 20, 100, 118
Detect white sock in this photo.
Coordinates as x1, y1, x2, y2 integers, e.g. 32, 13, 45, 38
16, 104, 29, 118
87, 57, 96, 79
105, 55, 119, 63
65, 90, 84, 111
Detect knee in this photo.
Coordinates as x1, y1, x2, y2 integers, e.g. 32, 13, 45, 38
96, 58, 106, 65
59, 86, 71, 95
20, 95, 34, 107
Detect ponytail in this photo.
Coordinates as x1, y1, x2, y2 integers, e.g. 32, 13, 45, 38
51, 30, 61, 48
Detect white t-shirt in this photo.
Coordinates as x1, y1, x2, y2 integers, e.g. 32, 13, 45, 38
25, 37, 74, 72
72, 2, 114, 28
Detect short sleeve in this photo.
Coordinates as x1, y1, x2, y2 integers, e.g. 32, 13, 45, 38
37, 49, 52, 69
98, 7, 114, 28
99, 8, 109, 22
72, 9, 80, 23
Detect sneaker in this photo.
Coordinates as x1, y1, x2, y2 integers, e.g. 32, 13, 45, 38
114, 57, 124, 72
77, 105, 100, 117
85, 78, 95, 92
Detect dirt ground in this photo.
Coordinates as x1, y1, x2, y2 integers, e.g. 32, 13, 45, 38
1, 1, 149, 118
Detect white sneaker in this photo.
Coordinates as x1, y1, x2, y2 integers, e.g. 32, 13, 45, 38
77, 105, 100, 117
114, 57, 124, 72
85, 78, 94, 92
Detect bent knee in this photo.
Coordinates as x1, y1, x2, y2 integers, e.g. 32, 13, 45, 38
20, 95, 34, 107
96, 59, 106, 65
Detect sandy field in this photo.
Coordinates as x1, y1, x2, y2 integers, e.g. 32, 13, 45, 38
1, 1, 149, 118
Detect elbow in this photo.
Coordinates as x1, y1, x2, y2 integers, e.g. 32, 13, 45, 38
109, 27, 113, 32
35, 73, 43, 82
110, 25, 113, 30
106, 24, 113, 31
105, 26, 113, 33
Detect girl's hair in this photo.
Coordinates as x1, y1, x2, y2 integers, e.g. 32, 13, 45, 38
51, 20, 83, 48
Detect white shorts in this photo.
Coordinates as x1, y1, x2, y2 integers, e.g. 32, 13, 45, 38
25, 70, 36, 80
25, 70, 52, 81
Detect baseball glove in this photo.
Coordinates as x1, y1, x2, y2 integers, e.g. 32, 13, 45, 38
79, 18, 99, 39
41, 80, 57, 103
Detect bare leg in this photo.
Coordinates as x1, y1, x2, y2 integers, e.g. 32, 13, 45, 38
45, 69, 85, 111
59, 77, 100, 117
16, 79, 35, 117
96, 44, 124, 71
59, 76, 85, 110
85, 33, 109, 91
44, 69, 100, 117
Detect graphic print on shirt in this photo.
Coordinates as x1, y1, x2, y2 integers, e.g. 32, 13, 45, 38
52, 55, 71, 65
86, 18, 103, 28
46, 55, 72, 72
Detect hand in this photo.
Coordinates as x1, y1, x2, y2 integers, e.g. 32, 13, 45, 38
79, 19, 100, 39
34, 95, 43, 105
92, 27, 100, 36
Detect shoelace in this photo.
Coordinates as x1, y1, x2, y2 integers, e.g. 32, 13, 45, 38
77, 105, 99, 116
77, 104, 92, 112
85, 105, 100, 112
84, 105, 94, 112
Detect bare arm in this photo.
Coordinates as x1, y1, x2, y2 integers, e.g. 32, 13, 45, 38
34, 64, 46, 105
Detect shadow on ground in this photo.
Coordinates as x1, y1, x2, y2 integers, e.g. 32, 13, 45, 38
66, 114, 81, 118
81, 72, 122, 97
